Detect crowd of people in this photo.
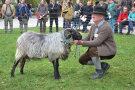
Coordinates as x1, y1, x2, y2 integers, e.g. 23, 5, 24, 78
1, 0, 135, 34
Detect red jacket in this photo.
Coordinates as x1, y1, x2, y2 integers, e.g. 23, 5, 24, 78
35, 11, 39, 20
117, 11, 129, 22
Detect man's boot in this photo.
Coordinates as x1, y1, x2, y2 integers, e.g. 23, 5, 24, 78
90, 69, 104, 79
101, 62, 110, 74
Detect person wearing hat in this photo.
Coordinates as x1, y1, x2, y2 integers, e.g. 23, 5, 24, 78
74, 6, 117, 79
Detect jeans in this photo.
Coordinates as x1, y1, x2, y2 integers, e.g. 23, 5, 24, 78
119, 20, 129, 34
127, 21, 135, 34
65, 19, 72, 29
71, 19, 80, 30
36, 19, 39, 26
109, 18, 116, 32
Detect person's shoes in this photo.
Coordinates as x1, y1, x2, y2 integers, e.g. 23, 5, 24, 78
82, 31, 85, 33
84, 30, 88, 33
119, 33, 123, 35
126, 33, 130, 35
90, 69, 104, 79
101, 62, 110, 74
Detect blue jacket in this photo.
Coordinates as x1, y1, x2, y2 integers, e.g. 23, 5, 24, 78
128, 11, 135, 21
16, 3, 30, 21
116, 9, 121, 20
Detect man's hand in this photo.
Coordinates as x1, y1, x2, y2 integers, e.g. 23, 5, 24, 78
74, 40, 83, 45
84, 15, 87, 18
117, 22, 120, 26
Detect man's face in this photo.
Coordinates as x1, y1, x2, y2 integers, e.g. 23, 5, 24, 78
123, 7, 128, 13
92, 14, 104, 23
41, 0, 44, 5
109, 0, 113, 4
87, 2, 91, 6
100, 0, 104, 4
132, 8, 135, 12
6, 0, 10, 5
51, 0, 55, 3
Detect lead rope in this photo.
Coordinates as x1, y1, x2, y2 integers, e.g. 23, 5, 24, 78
74, 45, 80, 60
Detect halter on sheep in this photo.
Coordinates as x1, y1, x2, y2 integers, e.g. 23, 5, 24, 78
11, 29, 82, 79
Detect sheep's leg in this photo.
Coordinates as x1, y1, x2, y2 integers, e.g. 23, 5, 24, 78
52, 59, 61, 79
11, 60, 20, 77
20, 58, 26, 74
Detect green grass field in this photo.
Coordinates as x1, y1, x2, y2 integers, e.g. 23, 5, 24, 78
0, 27, 135, 90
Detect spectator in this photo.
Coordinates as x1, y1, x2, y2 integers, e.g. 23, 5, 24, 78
71, 0, 80, 30
38, 0, 48, 33
120, 0, 132, 11
114, 5, 121, 33
62, 1, 74, 28
74, 6, 117, 79
107, 0, 117, 32
97, 0, 108, 11
97, 0, 108, 20
62, 0, 70, 29
127, 7, 135, 35
1, 0, 15, 33
81, 1, 93, 33
35, 10, 39, 27
117, 6, 129, 35
16, 0, 30, 33
48, 0, 59, 33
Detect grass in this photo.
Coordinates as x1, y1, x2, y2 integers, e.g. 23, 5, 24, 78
0, 27, 135, 90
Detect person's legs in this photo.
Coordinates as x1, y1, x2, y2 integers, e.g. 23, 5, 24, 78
119, 20, 128, 34
68, 20, 71, 28
23, 18, 28, 32
9, 17, 13, 33
88, 47, 104, 79
75, 19, 80, 30
112, 18, 116, 32
63, 17, 65, 28
19, 20, 23, 33
71, 21, 75, 29
55, 17, 58, 32
65, 19, 68, 29
40, 19, 43, 33
79, 50, 92, 65
43, 20, 46, 33
109, 18, 113, 31
50, 17, 53, 33
127, 21, 133, 35
4, 16, 8, 33
36, 19, 39, 27
82, 20, 89, 32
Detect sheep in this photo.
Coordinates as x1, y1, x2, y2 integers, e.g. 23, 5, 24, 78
11, 28, 82, 79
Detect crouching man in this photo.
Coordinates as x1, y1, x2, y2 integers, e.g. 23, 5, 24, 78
74, 6, 117, 79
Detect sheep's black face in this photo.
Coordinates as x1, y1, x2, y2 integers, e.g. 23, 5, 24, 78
64, 29, 82, 40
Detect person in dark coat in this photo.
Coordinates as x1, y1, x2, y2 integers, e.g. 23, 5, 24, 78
81, 1, 93, 33
16, 0, 30, 33
74, 6, 117, 79
48, 0, 59, 33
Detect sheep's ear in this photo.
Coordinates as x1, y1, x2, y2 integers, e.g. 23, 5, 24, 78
64, 29, 72, 39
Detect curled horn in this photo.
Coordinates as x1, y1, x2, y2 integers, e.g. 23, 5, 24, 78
64, 29, 72, 39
